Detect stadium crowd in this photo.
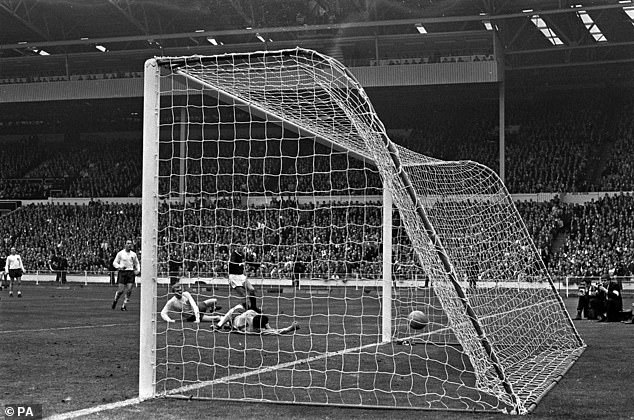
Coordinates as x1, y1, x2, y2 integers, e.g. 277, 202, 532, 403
0, 136, 142, 198
0, 193, 632, 289
394, 95, 614, 194
0, 201, 140, 273
0, 93, 632, 291
1, 94, 631, 198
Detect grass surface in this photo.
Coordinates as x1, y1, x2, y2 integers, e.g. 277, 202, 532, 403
1, 283, 633, 419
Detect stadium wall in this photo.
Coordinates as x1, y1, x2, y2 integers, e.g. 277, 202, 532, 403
0, 61, 499, 103
352, 61, 499, 87
11, 191, 632, 208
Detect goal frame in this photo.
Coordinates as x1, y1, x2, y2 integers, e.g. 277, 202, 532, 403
138, 56, 397, 400
139, 58, 160, 400
139, 49, 585, 413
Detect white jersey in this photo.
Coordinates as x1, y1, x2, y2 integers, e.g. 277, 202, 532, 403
5, 254, 25, 272
113, 249, 140, 271
163, 292, 196, 315
160, 291, 199, 322
232, 309, 259, 332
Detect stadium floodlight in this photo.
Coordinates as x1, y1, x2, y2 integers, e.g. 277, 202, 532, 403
141, 48, 585, 414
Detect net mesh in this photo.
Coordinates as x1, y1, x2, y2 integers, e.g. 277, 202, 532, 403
148, 48, 585, 414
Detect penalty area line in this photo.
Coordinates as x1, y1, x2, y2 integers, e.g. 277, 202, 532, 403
0, 323, 130, 334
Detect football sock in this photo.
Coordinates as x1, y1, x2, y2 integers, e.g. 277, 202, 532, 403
249, 296, 261, 313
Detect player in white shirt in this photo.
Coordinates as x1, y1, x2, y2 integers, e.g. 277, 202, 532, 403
111, 239, 141, 311
5, 247, 25, 297
160, 283, 221, 323
214, 304, 299, 335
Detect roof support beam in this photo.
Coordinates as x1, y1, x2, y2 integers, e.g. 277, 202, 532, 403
107, 0, 149, 35
541, 16, 573, 46
505, 18, 531, 50
0, 0, 51, 41
227, 0, 253, 27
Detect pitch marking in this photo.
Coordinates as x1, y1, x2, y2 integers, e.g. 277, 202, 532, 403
41, 338, 393, 419
47, 397, 144, 420
0, 323, 130, 334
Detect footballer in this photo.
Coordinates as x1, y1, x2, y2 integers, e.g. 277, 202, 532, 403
160, 283, 221, 323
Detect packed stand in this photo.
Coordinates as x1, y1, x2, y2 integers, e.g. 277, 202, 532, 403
392, 96, 610, 194
502, 98, 602, 193
0, 136, 142, 198
0, 136, 51, 198
549, 193, 634, 279
597, 100, 634, 191
0, 201, 141, 273
0, 195, 631, 291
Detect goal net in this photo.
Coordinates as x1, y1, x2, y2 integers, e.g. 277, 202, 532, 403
140, 48, 585, 414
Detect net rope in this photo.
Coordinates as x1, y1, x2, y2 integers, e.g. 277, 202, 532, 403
149, 48, 585, 414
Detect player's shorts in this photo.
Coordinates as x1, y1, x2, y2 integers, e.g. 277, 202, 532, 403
8, 268, 23, 279
183, 303, 209, 322
117, 270, 136, 285
228, 273, 247, 289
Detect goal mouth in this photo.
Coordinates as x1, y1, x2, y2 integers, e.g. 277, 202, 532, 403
141, 47, 586, 414
156, 286, 503, 412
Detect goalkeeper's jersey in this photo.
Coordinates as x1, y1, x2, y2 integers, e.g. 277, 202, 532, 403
163, 291, 196, 316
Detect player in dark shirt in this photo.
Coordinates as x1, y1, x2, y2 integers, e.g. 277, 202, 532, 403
228, 243, 260, 312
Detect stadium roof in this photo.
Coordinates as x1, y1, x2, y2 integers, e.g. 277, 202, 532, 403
0, 0, 632, 86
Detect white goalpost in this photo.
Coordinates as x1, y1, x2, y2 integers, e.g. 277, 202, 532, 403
140, 48, 585, 414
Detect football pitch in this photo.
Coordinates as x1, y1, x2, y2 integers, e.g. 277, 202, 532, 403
0, 283, 632, 420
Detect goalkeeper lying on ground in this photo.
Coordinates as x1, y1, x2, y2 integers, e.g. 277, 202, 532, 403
160, 283, 222, 323
214, 303, 300, 335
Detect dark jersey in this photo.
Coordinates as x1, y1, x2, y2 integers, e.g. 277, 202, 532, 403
229, 249, 245, 275
50, 255, 62, 271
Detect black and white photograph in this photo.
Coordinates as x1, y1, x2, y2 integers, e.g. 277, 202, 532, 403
0, 1, 632, 419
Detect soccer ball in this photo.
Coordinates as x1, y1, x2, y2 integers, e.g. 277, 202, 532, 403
408, 310, 428, 330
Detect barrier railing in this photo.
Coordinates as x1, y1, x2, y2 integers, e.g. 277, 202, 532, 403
15, 270, 632, 298
15, 270, 120, 286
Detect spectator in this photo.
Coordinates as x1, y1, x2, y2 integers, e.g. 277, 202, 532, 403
48, 249, 68, 284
